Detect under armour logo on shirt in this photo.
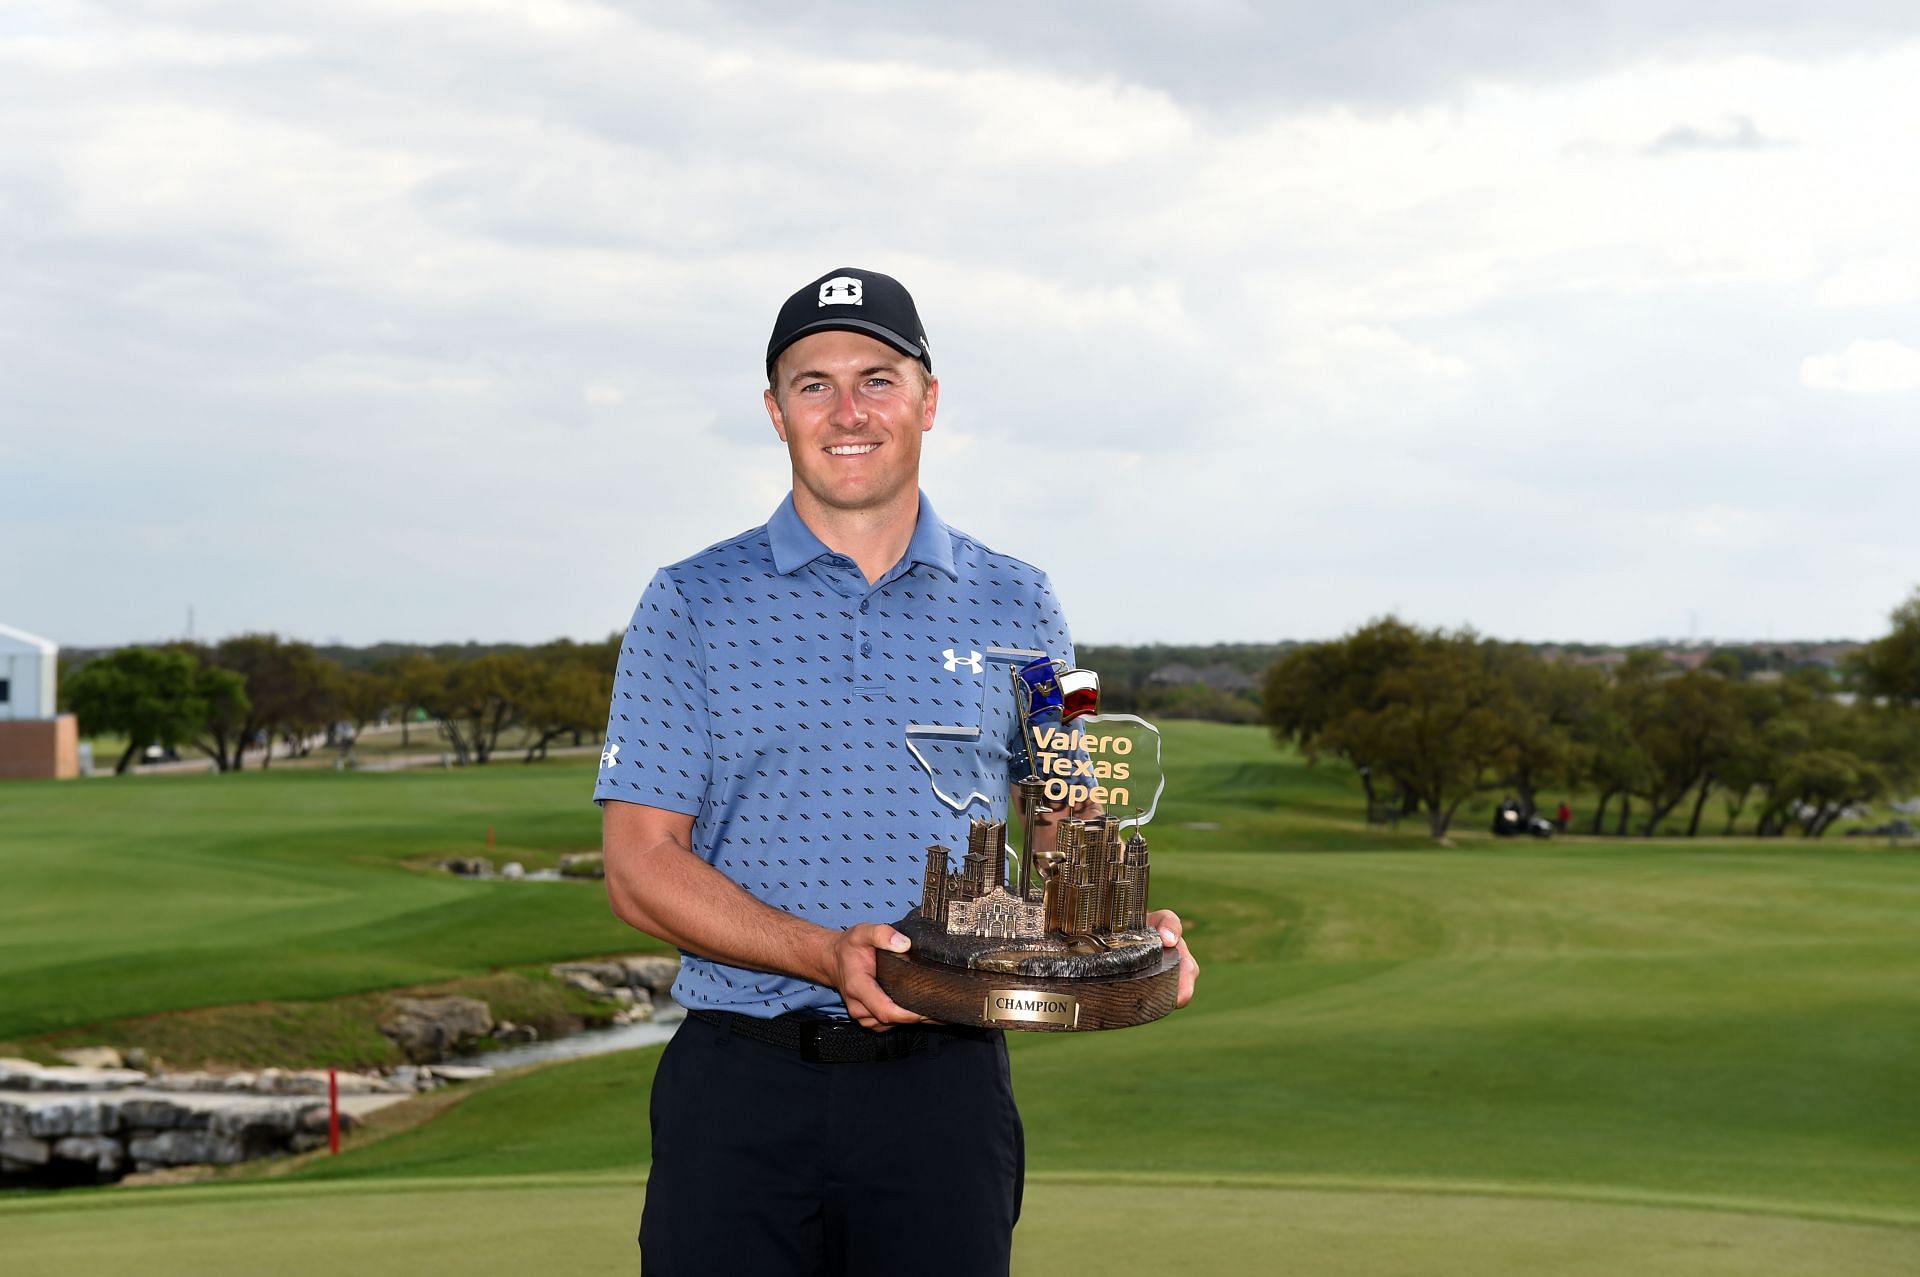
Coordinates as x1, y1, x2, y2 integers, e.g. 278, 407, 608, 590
818, 276, 864, 306
600, 743, 620, 769
943, 648, 983, 673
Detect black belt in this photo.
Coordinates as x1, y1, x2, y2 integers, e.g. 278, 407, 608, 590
688, 1009, 987, 1063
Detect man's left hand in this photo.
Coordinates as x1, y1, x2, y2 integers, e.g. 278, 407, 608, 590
1146, 908, 1198, 1009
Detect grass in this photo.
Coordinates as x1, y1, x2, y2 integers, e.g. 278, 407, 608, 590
0, 761, 653, 1040
4, 1177, 1915, 1277
33, 969, 620, 1070
3, 723, 1916, 1272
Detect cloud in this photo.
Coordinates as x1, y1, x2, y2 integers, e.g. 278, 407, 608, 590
1644, 113, 1786, 154
1816, 257, 1920, 307
1800, 339, 1920, 393
7, 6, 1920, 647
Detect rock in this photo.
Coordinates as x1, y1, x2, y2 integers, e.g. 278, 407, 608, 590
492, 1021, 538, 1045
0, 1134, 51, 1165
619, 955, 682, 996
0, 1058, 41, 1089
611, 986, 637, 1007
443, 856, 494, 876
25, 1097, 117, 1137
558, 852, 605, 879
0, 1062, 147, 1092
210, 1104, 299, 1141
297, 1105, 357, 1134
151, 1071, 219, 1093
289, 1132, 328, 1154
55, 1046, 124, 1070
128, 1129, 235, 1166
560, 970, 610, 998
426, 1065, 494, 1083
387, 1064, 422, 1090
501, 861, 526, 879
53, 1134, 124, 1173
117, 1098, 187, 1130
221, 1072, 260, 1092
123, 1047, 152, 1071
380, 996, 495, 1063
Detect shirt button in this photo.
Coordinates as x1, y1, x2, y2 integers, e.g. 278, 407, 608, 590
860, 641, 873, 657
859, 599, 869, 613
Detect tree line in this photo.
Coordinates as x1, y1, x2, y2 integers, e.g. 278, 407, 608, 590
63, 635, 617, 774
1262, 593, 1920, 840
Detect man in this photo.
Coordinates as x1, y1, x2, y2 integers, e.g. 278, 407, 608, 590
595, 267, 1197, 1276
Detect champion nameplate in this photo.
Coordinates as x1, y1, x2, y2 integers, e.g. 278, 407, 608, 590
983, 990, 1080, 1027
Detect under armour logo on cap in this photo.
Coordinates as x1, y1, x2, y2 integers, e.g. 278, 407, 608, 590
768, 266, 931, 377
818, 276, 864, 306
943, 648, 983, 674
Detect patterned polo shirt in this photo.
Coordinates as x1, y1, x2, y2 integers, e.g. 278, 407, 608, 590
593, 490, 1074, 1018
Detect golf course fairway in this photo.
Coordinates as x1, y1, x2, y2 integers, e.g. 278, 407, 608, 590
3, 723, 1915, 1272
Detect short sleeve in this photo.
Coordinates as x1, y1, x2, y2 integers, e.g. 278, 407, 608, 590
592, 571, 712, 814
1034, 571, 1075, 668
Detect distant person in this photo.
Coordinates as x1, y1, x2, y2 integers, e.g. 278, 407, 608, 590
1555, 800, 1572, 832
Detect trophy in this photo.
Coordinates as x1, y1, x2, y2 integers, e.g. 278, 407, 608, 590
875, 651, 1181, 1031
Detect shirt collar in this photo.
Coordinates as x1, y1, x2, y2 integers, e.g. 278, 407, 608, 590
767, 490, 958, 582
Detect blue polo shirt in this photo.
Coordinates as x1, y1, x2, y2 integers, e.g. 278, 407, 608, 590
594, 490, 1074, 1018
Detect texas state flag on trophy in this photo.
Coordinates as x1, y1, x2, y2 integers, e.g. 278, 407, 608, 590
1058, 668, 1100, 721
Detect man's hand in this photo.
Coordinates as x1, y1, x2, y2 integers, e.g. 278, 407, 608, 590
829, 923, 930, 1031
1146, 908, 1199, 1009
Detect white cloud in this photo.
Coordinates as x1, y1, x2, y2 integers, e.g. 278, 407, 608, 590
1816, 257, 1920, 307
1800, 339, 1920, 393
7, 8, 1920, 646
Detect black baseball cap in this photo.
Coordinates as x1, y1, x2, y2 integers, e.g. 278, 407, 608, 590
765, 267, 932, 380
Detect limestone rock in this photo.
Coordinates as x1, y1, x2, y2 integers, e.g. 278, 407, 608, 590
117, 1097, 187, 1130
619, 955, 682, 996
25, 1097, 117, 1138
55, 1046, 124, 1070
128, 1129, 234, 1166
0, 1061, 147, 1092
443, 856, 494, 876
427, 1064, 494, 1083
0, 1134, 51, 1166
53, 1134, 123, 1173
559, 970, 610, 998
380, 996, 495, 1063
557, 852, 604, 879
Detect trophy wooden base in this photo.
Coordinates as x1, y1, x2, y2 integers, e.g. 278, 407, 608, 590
875, 946, 1182, 1032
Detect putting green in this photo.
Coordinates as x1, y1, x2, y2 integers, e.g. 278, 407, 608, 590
3, 1176, 1913, 1276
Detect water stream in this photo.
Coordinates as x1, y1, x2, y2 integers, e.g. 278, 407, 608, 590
447, 1007, 685, 1072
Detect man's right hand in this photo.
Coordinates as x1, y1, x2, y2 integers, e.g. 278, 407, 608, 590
828, 923, 929, 1031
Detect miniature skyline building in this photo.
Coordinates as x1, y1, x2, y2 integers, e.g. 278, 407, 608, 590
919, 813, 1147, 941
1044, 818, 1151, 937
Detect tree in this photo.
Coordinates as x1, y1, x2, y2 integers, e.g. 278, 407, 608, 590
336, 669, 395, 761
418, 653, 533, 764
1265, 621, 1513, 839
1618, 664, 1743, 836
63, 647, 243, 775
1489, 651, 1602, 820
190, 634, 335, 770
519, 643, 613, 763
1853, 588, 1920, 707
1264, 618, 1423, 819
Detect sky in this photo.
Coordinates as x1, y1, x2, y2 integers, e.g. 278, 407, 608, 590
4, 1, 1918, 649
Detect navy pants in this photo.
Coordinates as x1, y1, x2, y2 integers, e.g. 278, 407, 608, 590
639, 1013, 1024, 1276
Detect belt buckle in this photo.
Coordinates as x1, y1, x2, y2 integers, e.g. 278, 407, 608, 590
796, 1020, 830, 1063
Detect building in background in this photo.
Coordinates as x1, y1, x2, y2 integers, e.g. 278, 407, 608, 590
0, 623, 79, 780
